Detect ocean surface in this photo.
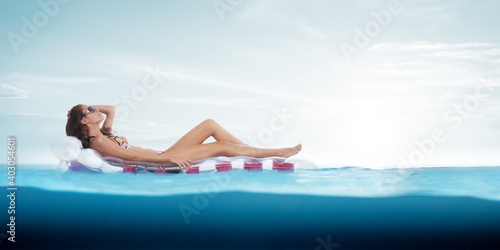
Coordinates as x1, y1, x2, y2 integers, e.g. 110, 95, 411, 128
1, 163, 500, 249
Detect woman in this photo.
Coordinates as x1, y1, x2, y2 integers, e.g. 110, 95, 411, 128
66, 104, 302, 171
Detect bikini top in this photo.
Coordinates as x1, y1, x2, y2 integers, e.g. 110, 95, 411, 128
88, 134, 130, 149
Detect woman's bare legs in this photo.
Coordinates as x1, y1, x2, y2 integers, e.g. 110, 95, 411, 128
162, 141, 302, 162
163, 119, 248, 153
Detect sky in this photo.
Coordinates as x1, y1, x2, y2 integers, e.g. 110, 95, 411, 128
0, 0, 499, 168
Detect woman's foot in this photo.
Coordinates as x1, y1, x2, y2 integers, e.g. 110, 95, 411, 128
280, 143, 302, 158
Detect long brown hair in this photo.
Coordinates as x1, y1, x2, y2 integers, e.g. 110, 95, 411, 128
66, 104, 114, 148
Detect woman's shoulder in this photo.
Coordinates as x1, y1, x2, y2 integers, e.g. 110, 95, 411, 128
88, 135, 116, 157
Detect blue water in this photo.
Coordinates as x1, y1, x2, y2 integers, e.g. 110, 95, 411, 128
1, 164, 500, 249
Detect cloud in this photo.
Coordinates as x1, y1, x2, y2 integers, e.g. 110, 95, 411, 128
403, 0, 458, 17
161, 97, 266, 108
427, 48, 500, 60
368, 42, 494, 52
338, 41, 500, 88
0, 73, 125, 85
0, 84, 29, 99
165, 71, 314, 103
0, 112, 64, 118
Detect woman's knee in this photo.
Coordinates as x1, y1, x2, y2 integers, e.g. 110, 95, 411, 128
202, 118, 215, 124
199, 119, 219, 133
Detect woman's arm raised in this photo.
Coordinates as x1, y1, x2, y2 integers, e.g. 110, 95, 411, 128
93, 105, 116, 129
91, 135, 192, 171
